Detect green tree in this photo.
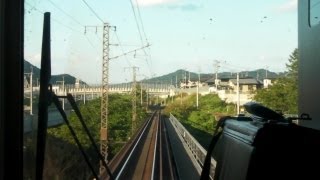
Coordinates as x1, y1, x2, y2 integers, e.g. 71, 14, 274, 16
254, 48, 298, 114
164, 93, 236, 148
48, 93, 148, 158
164, 93, 235, 133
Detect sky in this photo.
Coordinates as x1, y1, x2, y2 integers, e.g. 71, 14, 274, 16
24, 0, 298, 84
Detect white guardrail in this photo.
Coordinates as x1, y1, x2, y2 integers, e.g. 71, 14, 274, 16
169, 113, 216, 179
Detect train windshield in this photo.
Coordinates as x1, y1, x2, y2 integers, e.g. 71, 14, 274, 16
23, 0, 299, 179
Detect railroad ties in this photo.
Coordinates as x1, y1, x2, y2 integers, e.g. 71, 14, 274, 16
101, 110, 178, 180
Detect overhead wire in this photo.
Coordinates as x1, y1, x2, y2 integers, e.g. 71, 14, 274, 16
81, 0, 104, 23
128, 0, 148, 56
132, 0, 153, 78
47, 0, 84, 27
25, 1, 82, 33
26, 1, 101, 65
114, 31, 132, 66
85, 35, 100, 54
28, 0, 153, 83
133, 0, 149, 44
129, 0, 154, 79
46, 0, 101, 53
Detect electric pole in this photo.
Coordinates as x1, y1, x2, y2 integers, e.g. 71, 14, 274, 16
125, 66, 139, 135
24, 67, 34, 115
30, 67, 33, 115
97, 27, 149, 158
100, 23, 111, 170
237, 72, 240, 114
184, 70, 187, 89
197, 69, 200, 109
140, 82, 143, 105
265, 65, 269, 79
83, 84, 86, 105
133, 66, 139, 134
146, 83, 149, 111
180, 88, 182, 105
175, 75, 178, 88
214, 60, 221, 91
86, 23, 121, 171
56, 76, 65, 110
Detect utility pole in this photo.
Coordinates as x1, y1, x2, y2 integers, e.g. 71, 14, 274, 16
146, 83, 149, 111
85, 23, 115, 170
24, 67, 34, 115
86, 23, 147, 171
175, 75, 178, 88
83, 84, 86, 105
184, 70, 187, 89
265, 65, 269, 78
237, 72, 240, 114
140, 82, 143, 105
180, 88, 182, 105
100, 23, 111, 169
30, 67, 33, 115
133, 67, 138, 123
197, 69, 200, 109
56, 76, 65, 110
125, 66, 139, 135
214, 60, 221, 91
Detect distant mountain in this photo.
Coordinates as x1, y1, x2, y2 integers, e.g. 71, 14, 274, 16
219, 69, 282, 80
24, 60, 84, 85
140, 69, 284, 84
141, 69, 211, 85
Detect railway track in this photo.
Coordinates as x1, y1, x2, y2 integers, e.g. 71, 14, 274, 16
102, 110, 178, 180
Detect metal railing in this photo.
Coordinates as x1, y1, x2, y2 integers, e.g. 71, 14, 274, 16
169, 113, 216, 179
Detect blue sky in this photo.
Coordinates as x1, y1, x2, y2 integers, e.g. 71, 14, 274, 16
24, 0, 298, 84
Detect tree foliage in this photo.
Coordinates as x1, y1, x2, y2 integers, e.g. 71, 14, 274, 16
164, 93, 236, 134
254, 48, 298, 114
48, 93, 148, 158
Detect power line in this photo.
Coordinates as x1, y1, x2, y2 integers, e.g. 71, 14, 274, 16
81, 0, 104, 23
114, 31, 132, 66
127, 0, 153, 78
110, 44, 150, 60
128, 0, 148, 56
48, 0, 84, 27
25, 2, 82, 33
134, 0, 149, 43
131, 0, 153, 78
84, 35, 100, 53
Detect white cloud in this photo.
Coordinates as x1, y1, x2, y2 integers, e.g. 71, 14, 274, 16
135, 0, 178, 7
275, 0, 297, 13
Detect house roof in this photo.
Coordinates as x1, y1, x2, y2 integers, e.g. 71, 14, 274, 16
229, 78, 262, 85
188, 77, 211, 82
205, 77, 217, 83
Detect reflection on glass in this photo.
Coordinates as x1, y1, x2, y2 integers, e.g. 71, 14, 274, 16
310, 0, 320, 26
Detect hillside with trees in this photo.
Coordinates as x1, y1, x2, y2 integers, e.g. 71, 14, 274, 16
24, 60, 84, 85
26, 94, 149, 179
141, 69, 282, 85
164, 93, 236, 148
